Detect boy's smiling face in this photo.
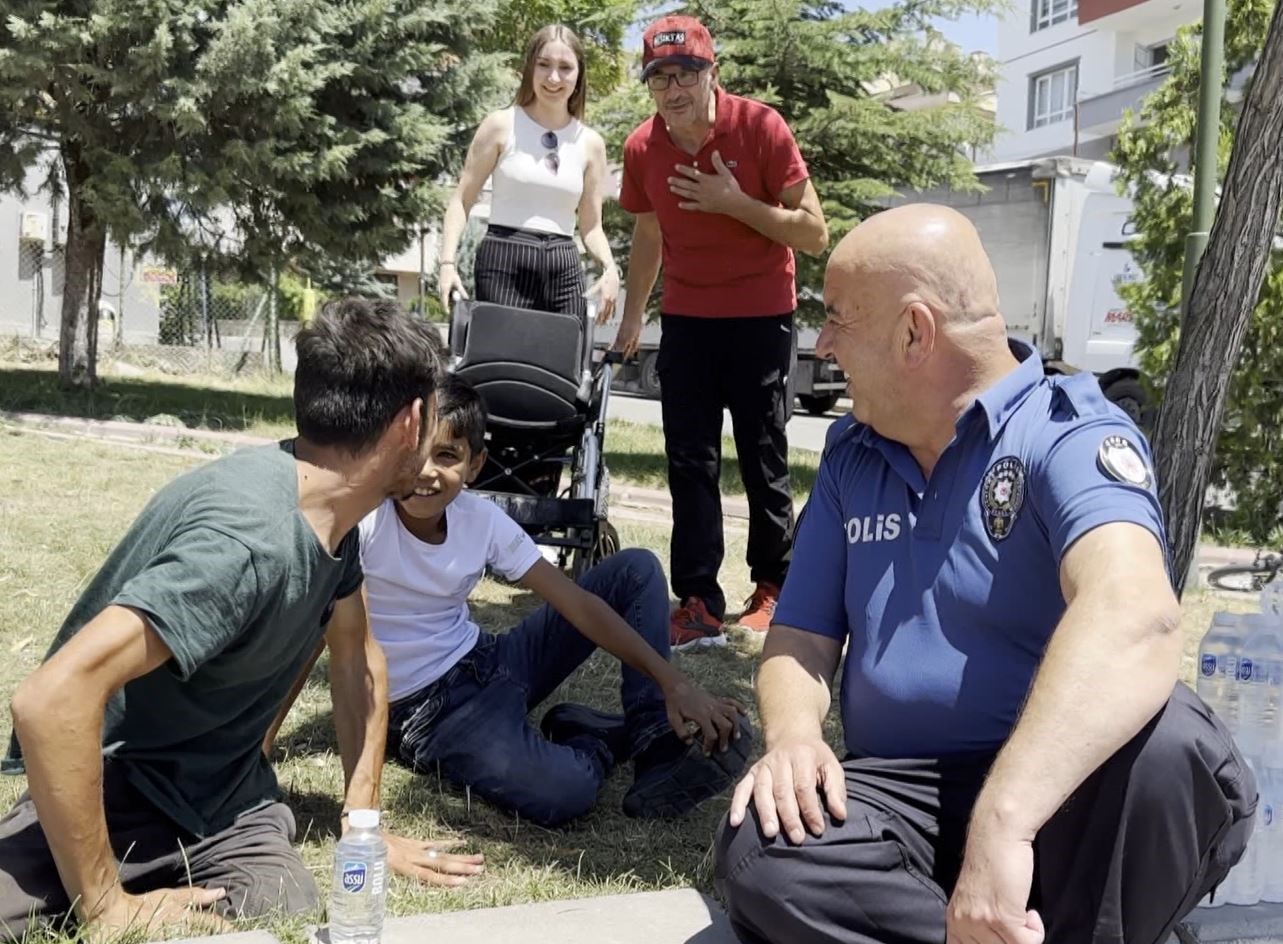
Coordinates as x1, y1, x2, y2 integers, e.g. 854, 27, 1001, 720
395, 422, 485, 522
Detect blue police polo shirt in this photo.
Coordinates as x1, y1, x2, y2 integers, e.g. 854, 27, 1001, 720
775, 342, 1167, 759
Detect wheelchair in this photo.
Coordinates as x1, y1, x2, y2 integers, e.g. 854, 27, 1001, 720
448, 299, 622, 578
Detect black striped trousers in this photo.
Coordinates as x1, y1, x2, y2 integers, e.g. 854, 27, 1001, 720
473, 224, 586, 318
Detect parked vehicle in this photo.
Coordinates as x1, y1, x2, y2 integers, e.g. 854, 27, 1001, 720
595, 156, 1148, 421
594, 305, 846, 416
885, 155, 1150, 424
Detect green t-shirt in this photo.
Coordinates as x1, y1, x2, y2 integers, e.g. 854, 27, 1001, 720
7, 442, 363, 838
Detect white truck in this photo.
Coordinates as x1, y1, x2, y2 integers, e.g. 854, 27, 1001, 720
885, 155, 1148, 422
599, 155, 1149, 423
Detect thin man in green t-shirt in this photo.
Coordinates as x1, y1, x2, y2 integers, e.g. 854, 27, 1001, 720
0, 299, 483, 942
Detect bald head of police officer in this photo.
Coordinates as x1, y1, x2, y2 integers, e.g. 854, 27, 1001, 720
711, 205, 1252, 944
820, 203, 1017, 464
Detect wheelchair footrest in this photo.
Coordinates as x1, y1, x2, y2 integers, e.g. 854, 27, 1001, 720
475, 491, 596, 529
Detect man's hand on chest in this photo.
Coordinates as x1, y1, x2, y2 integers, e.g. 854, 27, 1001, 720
668, 150, 748, 215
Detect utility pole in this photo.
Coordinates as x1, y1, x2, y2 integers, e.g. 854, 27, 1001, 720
1180, 0, 1227, 313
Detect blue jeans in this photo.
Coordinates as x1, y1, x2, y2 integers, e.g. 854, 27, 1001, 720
387, 548, 673, 826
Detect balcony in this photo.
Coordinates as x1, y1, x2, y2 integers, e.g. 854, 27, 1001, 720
1076, 63, 1170, 134
1079, 0, 1193, 29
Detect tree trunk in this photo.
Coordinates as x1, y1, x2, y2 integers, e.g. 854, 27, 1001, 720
1154, 0, 1283, 595
267, 264, 282, 374
58, 153, 107, 389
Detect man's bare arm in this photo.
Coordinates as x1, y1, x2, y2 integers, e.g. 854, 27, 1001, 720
613, 212, 662, 357
968, 522, 1182, 840
262, 641, 325, 758
724, 177, 828, 256
11, 606, 229, 930
729, 625, 846, 842
325, 587, 386, 816
623, 213, 662, 321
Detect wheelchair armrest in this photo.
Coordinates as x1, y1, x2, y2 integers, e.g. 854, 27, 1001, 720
449, 298, 472, 358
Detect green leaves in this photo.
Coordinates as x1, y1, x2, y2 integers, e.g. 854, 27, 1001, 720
1113, 0, 1283, 540
0, 0, 512, 279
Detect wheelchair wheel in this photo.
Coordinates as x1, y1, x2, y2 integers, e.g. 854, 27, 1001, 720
571, 521, 621, 580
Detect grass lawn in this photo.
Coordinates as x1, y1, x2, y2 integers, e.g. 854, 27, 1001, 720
0, 431, 788, 942
0, 371, 1261, 941
0, 363, 821, 499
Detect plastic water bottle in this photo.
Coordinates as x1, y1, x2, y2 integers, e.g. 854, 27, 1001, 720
1260, 756, 1283, 902
1254, 596, 1283, 903
1261, 577, 1283, 618
1239, 614, 1283, 755
1198, 612, 1244, 734
1222, 756, 1264, 905
329, 810, 387, 944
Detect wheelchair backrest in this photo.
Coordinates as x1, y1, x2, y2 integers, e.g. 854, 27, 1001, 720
450, 301, 591, 428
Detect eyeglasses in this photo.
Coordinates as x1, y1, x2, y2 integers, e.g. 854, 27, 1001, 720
645, 69, 703, 91
541, 130, 559, 175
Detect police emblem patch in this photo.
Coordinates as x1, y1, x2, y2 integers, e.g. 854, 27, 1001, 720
1097, 435, 1152, 489
980, 456, 1026, 542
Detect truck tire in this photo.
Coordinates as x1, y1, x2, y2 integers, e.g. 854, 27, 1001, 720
637, 351, 662, 399
799, 393, 839, 416
1101, 376, 1149, 429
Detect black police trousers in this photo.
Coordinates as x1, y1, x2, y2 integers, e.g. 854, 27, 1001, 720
715, 683, 1256, 944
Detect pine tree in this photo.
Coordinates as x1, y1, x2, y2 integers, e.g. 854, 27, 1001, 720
0, 0, 509, 386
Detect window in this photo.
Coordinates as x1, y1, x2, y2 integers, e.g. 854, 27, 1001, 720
1031, 0, 1078, 31
1134, 41, 1170, 70
1029, 63, 1079, 129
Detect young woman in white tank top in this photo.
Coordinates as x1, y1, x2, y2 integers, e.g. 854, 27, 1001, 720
438, 25, 619, 323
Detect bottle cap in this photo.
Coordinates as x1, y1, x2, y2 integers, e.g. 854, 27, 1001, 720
348, 809, 380, 829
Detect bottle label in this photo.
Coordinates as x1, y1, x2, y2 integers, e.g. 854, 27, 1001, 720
341, 861, 367, 893
1238, 658, 1254, 682
1201, 654, 1217, 678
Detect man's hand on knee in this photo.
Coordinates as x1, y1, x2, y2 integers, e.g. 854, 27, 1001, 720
728, 737, 846, 844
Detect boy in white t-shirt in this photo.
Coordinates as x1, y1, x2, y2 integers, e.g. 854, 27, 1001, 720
361, 376, 751, 827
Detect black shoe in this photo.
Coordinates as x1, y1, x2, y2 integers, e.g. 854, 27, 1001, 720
540, 703, 631, 764
622, 716, 755, 819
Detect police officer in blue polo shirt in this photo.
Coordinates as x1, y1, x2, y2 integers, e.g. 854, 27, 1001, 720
713, 204, 1255, 944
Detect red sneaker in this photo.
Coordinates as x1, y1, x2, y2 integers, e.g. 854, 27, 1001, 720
670, 598, 726, 651
737, 582, 780, 634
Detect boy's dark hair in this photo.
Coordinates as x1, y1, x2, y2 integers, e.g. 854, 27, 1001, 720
437, 374, 487, 455
293, 298, 445, 453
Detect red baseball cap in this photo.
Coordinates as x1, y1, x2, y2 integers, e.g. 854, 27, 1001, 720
641, 15, 715, 80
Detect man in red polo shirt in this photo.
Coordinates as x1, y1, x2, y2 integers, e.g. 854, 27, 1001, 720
612, 15, 829, 650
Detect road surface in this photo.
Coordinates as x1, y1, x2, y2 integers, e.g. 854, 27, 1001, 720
606, 391, 844, 454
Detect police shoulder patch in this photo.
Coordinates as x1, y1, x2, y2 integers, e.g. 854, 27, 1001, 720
1097, 435, 1152, 489
980, 456, 1026, 542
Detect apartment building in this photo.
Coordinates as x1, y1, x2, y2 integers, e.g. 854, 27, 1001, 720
992, 0, 1199, 160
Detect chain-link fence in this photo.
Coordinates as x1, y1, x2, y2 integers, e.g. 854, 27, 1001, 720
10, 238, 62, 340
3, 254, 294, 377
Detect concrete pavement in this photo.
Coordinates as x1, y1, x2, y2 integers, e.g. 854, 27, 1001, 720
155, 892, 1283, 944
